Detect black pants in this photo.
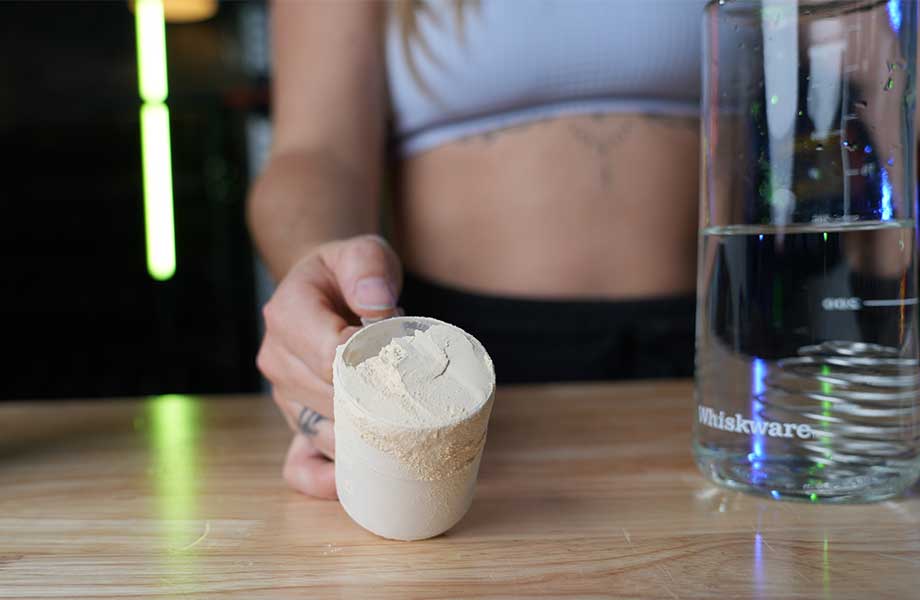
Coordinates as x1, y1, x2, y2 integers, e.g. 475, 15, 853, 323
400, 272, 696, 384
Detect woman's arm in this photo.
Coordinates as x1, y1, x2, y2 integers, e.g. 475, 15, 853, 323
249, 1, 402, 500
248, 0, 386, 281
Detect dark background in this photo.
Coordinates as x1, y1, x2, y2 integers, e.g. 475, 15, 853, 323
1, 1, 270, 399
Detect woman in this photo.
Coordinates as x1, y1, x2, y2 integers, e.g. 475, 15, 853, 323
248, 0, 705, 498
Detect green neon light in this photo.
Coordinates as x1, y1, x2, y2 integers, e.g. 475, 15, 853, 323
822, 536, 830, 599
135, 0, 175, 282
135, 0, 168, 103
820, 364, 832, 398
149, 394, 199, 550
820, 364, 833, 460
151, 394, 197, 501
140, 103, 176, 281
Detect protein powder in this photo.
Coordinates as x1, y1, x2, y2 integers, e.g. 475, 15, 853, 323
333, 316, 495, 541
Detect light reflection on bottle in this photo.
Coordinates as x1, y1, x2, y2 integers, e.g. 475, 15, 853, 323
749, 358, 767, 484
880, 167, 893, 221
887, 0, 902, 32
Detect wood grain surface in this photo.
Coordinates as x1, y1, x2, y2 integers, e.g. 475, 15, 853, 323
1, 381, 918, 599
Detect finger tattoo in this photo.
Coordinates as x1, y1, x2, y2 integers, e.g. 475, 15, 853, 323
298, 406, 327, 437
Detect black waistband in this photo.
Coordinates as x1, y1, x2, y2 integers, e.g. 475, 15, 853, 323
399, 272, 696, 384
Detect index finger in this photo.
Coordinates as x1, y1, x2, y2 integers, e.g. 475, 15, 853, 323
263, 264, 355, 383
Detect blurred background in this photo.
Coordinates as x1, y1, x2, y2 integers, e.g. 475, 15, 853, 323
2, 0, 273, 399
5, 1, 916, 401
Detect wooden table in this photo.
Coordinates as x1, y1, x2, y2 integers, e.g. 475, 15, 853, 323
1, 381, 918, 599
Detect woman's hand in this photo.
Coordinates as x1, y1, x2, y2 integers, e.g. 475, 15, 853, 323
257, 234, 402, 499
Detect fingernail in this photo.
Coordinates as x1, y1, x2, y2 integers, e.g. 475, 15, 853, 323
354, 277, 396, 310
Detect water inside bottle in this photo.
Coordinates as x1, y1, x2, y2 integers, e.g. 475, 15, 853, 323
695, 219, 920, 502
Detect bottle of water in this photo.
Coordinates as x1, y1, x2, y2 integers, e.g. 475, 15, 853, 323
694, 0, 919, 502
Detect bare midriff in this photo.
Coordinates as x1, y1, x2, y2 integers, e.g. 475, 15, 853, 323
392, 113, 700, 300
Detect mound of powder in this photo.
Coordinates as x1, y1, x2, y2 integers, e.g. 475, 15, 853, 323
336, 324, 494, 481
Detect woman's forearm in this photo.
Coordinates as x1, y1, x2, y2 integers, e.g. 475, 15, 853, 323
247, 147, 380, 282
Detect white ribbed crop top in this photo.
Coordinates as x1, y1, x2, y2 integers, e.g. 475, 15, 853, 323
385, 0, 707, 156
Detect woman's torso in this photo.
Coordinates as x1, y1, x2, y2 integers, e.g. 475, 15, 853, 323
386, 0, 707, 299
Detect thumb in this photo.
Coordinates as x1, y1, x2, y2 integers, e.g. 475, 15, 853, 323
327, 235, 403, 319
